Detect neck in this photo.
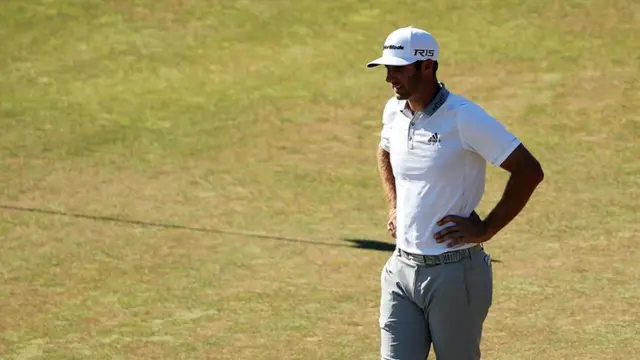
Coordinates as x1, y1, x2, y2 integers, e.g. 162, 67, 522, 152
408, 81, 440, 113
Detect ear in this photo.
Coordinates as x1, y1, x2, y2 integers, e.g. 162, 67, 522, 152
422, 60, 434, 74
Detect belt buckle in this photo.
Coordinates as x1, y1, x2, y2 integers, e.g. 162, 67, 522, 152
439, 252, 451, 264
441, 249, 464, 264
422, 255, 438, 266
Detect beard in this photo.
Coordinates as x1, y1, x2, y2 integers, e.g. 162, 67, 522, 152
394, 86, 410, 100
393, 71, 423, 100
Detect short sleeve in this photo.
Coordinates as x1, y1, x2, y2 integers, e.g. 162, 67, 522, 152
457, 103, 521, 166
380, 119, 391, 152
379, 98, 397, 152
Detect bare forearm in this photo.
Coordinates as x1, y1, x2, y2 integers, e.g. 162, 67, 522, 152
483, 171, 543, 239
377, 147, 396, 213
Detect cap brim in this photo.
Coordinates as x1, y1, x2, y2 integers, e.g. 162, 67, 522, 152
366, 56, 414, 68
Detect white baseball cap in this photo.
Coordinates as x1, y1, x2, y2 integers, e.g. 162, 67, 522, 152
367, 26, 439, 68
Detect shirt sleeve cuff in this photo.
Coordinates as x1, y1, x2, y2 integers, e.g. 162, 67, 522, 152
491, 138, 521, 166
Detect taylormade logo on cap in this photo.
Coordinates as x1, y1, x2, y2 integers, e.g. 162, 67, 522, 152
367, 26, 439, 68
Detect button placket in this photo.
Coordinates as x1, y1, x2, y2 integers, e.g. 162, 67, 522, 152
407, 113, 419, 150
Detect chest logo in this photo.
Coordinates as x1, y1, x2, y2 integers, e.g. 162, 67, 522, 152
426, 132, 441, 145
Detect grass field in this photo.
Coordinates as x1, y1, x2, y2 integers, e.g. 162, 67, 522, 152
1, 0, 639, 359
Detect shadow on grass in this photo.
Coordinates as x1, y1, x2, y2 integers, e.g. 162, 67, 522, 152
1, 205, 392, 251
0, 204, 354, 247
345, 238, 396, 252
1, 205, 500, 260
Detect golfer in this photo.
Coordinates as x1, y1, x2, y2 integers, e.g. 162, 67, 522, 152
367, 26, 544, 360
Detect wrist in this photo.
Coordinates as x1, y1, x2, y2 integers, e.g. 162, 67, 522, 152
481, 219, 497, 241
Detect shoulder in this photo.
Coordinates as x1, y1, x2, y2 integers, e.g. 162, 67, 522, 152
382, 96, 403, 125
445, 93, 493, 123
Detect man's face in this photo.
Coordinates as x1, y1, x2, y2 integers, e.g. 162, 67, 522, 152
385, 63, 423, 100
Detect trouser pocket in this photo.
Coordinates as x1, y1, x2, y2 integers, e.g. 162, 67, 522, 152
461, 251, 493, 310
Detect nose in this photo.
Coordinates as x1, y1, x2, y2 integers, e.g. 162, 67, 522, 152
385, 68, 393, 83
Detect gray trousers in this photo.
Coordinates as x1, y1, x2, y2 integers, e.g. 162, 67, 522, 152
379, 247, 493, 360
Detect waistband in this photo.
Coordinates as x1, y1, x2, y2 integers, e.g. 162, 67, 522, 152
396, 245, 483, 266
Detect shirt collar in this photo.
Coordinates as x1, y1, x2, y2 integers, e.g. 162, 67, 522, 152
399, 82, 450, 117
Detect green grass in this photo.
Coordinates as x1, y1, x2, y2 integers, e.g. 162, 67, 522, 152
1, 0, 639, 359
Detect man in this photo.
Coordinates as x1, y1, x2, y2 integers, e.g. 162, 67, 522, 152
366, 26, 544, 360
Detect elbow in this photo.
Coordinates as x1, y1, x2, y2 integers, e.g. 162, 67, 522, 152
530, 160, 545, 185
514, 159, 544, 186
502, 144, 544, 186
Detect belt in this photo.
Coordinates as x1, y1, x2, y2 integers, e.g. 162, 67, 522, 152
397, 245, 483, 266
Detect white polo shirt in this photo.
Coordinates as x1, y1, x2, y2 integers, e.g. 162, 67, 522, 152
380, 84, 521, 255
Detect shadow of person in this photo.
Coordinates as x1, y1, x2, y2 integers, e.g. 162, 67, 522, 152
345, 238, 396, 252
